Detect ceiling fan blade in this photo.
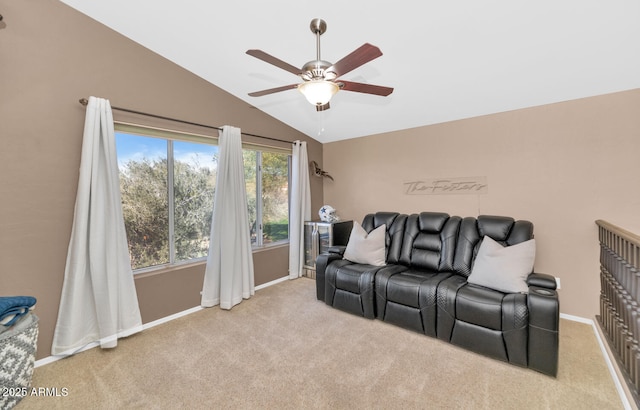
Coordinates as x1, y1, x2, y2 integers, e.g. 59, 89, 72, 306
246, 49, 303, 76
248, 84, 299, 97
327, 43, 383, 78
338, 80, 393, 96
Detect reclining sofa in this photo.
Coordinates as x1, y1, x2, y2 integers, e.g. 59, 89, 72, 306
316, 212, 559, 376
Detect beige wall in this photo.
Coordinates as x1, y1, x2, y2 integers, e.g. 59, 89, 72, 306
323, 89, 640, 320
0, 0, 322, 359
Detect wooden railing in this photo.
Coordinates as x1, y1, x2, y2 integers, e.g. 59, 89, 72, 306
597, 219, 640, 404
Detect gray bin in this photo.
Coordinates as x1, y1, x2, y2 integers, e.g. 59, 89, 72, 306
0, 313, 39, 409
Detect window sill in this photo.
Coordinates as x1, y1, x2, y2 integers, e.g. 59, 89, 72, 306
133, 260, 206, 279
252, 240, 289, 253
133, 241, 289, 278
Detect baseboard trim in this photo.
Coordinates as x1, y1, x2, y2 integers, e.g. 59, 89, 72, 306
592, 319, 636, 410
34, 341, 100, 367
35, 275, 290, 368
34, 305, 205, 368
559, 312, 593, 324
141, 305, 204, 330
255, 275, 290, 291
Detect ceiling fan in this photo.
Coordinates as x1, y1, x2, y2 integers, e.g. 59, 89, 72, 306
246, 18, 393, 111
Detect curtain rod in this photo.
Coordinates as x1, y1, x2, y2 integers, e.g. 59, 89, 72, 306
78, 98, 293, 145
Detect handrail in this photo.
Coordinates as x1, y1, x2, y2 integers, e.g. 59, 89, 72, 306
596, 219, 640, 247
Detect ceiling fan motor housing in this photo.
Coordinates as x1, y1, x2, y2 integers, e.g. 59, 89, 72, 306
301, 60, 336, 81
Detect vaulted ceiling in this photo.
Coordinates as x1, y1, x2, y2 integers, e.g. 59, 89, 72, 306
60, 1, 640, 143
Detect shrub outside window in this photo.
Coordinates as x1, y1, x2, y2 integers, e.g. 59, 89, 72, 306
115, 124, 290, 272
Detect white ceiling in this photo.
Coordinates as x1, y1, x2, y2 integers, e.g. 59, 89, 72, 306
60, 1, 640, 143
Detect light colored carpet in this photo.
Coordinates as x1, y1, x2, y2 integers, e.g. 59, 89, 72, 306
20, 278, 622, 409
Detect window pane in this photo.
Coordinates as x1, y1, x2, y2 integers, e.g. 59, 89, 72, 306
243, 150, 258, 245
116, 133, 169, 270
173, 141, 217, 261
262, 152, 289, 243
116, 125, 292, 273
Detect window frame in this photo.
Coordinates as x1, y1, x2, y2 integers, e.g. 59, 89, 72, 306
114, 122, 291, 274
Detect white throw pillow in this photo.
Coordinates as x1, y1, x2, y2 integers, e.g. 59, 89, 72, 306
467, 236, 536, 294
343, 222, 386, 266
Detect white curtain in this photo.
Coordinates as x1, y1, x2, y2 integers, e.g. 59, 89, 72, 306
52, 96, 142, 356
201, 126, 255, 309
288, 141, 311, 279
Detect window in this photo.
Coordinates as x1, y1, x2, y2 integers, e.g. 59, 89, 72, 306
115, 124, 290, 271
244, 150, 291, 246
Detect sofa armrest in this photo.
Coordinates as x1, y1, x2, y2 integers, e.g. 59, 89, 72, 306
326, 245, 346, 256
316, 252, 344, 301
527, 272, 557, 290
528, 286, 559, 376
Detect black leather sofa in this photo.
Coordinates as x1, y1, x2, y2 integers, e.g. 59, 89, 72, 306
316, 211, 559, 377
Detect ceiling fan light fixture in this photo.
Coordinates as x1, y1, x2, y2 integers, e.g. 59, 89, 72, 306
298, 80, 339, 106
324, 71, 338, 81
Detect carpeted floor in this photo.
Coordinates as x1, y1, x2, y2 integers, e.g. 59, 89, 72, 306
20, 278, 622, 409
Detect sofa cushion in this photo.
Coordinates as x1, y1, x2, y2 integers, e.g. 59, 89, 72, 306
343, 221, 386, 266
456, 284, 504, 330
362, 212, 407, 264
452, 216, 534, 278
386, 271, 425, 308
477, 216, 514, 242
467, 236, 535, 294
335, 264, 380, 294
399, 213, 461, 271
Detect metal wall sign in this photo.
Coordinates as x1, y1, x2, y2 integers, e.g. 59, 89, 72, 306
403, 176, 488, 195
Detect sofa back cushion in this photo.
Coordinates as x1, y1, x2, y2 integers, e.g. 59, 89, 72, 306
361, 212, 408, 264
399, 212, 461, 271
453, 215, 534, 277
